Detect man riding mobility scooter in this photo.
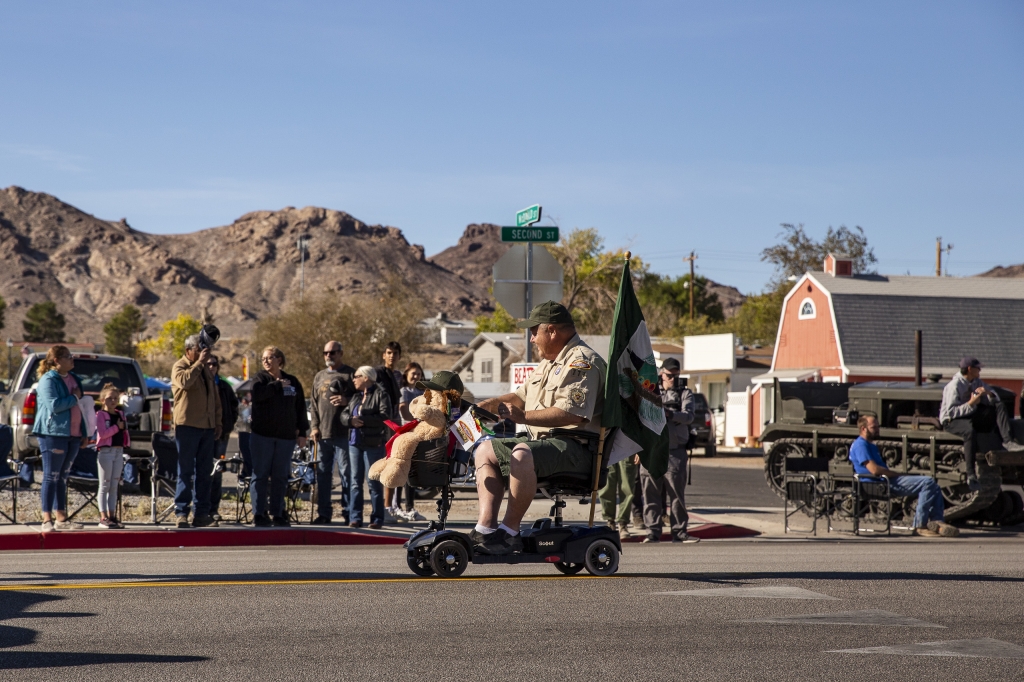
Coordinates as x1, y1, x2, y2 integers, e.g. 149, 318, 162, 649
403, 419, 621, 579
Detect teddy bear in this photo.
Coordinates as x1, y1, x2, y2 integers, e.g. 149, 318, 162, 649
368, 387, 456, 489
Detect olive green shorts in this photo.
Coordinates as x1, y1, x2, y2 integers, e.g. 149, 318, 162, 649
489, 435, 593, 479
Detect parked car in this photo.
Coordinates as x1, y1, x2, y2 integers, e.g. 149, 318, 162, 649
690, 392, 716, 457
0, 352, 171, 461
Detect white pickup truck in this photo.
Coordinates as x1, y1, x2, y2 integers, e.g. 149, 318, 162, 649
0, 352, 171, 461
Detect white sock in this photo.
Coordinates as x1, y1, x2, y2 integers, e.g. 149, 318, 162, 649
498, 523, 519, 536
474, 524, 497, 535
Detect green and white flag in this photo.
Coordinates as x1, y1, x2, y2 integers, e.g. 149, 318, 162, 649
601, 258, 670, 479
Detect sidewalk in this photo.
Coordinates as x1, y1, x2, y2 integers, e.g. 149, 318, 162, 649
0, 496, 764, 551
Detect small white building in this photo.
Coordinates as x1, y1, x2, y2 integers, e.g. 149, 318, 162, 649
419, 313, 477, 346
450, 333, 612, 384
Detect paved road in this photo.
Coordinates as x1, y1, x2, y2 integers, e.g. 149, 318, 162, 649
3, 537, 1024, 680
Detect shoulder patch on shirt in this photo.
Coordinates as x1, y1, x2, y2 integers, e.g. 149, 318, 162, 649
569, 387, 586, 407
569, 359, 592, 371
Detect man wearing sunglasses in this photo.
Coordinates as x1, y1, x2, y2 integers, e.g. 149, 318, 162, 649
204, 355, 239, 521
309, 341, 356, 525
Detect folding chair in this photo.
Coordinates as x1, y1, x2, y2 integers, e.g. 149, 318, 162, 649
0, 459, 19, 524
286, 447, 316, 524
852, 474, 892, 536
234, 432, 253, 524
782, 456, 833, 535
66, 447, 101, 521
150, 433, 181, 524
0, 426, 17, 523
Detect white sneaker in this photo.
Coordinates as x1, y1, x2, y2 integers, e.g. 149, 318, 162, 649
41, 521, 54, 532
54, 520, 84, 531
399, 509, 426, 522
383, 507, 398, 523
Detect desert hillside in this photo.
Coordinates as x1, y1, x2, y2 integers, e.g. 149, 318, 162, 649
0, 186, 492, 342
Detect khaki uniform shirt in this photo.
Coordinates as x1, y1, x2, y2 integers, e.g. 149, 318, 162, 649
515, 334, 606, 439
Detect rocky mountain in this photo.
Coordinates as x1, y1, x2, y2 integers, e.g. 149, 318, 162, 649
0, 186, 754, 346
0, 186, 492, 342
978, 264, 1024, 278
428, 223, 511, 296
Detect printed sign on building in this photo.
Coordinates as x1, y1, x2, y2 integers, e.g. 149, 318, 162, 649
510, 363, 539, 393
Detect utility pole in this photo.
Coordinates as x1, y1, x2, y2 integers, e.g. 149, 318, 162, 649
683, 251, 697, 320
935, 238, 942, 277
297, 236, 311, 300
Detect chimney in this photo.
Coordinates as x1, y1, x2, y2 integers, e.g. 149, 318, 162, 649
824, 253, 853, 277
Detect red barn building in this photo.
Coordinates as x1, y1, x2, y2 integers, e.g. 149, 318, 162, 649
749, 255, 1024, 439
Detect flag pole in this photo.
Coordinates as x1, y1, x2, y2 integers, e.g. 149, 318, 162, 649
589, 250, 631, 528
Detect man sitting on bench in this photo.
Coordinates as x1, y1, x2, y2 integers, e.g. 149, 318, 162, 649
849, 414, 958, 538
472, 301, 606, 555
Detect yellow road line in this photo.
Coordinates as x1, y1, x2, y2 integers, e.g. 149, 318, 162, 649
0, 575, 619, 591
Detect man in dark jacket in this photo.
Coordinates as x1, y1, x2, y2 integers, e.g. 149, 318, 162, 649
309, 340, 356, 524
639, 358, 698, 544
205, 355, 239, 519
374, 341, 403, 421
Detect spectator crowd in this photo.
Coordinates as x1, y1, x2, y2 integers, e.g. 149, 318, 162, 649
24, 334, 706, 537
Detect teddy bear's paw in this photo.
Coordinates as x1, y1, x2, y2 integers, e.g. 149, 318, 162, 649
379, 458, 413, 489
367, 458, 388, 481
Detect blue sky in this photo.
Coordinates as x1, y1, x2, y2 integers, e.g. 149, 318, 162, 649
1, 2, 1021, 294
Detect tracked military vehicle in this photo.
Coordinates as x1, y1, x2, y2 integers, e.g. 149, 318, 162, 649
761, 380, 1024, 526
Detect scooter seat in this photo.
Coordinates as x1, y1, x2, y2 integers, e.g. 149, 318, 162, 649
537, 471, 597, 493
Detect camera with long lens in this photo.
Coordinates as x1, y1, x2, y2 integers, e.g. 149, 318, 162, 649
198, 324, 220, 351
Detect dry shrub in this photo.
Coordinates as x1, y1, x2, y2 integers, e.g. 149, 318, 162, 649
250, 275, 427, 390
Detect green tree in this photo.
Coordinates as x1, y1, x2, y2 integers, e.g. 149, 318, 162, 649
761, 223, 877, 285
103, 305, 148, 357
250, 275, 427, 390
638, 273, 724, 333
724, 282, 791, 346
137, 313, 203, 360
474, 303, 518, 334
22, 302, 66, 343
547, 228, 647, 334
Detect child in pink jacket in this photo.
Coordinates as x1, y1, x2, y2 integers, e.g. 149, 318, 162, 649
95, 383, 130, 529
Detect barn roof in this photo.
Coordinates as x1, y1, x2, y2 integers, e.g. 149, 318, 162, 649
804, 273, 1024, 374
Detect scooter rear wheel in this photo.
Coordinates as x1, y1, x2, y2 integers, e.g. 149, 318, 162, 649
407, 551, 434, 577
429, 540, 469, 578
553, 561, 585, 575
583, 539, 619, 577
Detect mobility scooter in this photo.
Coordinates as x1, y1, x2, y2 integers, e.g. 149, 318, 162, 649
403, 420, 622, 579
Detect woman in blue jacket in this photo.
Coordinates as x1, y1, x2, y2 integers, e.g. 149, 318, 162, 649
32, 345, 86, 531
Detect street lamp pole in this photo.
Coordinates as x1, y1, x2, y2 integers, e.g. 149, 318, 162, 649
297, 236, 312, 300
6, 338, 12, 383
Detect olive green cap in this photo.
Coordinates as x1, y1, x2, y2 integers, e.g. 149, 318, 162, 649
415, 370, 464, 395
516, 300, 573, 328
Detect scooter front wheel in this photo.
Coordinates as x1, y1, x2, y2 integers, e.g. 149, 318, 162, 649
583, 539, 619, 577
407, 550, 434, 577
429, 540, 469, 578
553, 561, 585, 575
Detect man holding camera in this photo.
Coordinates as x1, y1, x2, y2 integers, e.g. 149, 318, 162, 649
638, 357, 698, 543
309, 340, 356, 525
171, 332, 223, 529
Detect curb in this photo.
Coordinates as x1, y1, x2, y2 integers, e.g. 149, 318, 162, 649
0, 528, 409, 551
620, 522, 760, 542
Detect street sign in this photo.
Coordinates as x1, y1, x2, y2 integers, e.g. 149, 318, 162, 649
501, 226, 559, 243
492, 244, 563, 319
515, 204, 542, 227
